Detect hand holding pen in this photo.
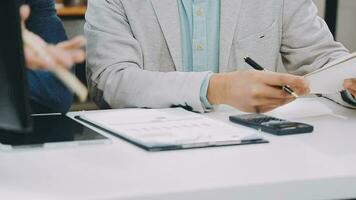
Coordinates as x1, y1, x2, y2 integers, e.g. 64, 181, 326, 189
244, 56, 299, 98
207, 58, 310, 113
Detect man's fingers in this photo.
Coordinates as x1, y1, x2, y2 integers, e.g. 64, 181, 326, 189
28, 41, 85, 70
24, 48, 52, 70
257, 71, 309, 89
344, 79, 356, 89
25, 45, 83, 70
57, 36, 86, 50
48, 46, 74, 68
73, 50, 86, 63
253, 85, 294, 99
24, 30, 48, 48
20, 7, 86, 70
253, 71, 310, 96
289, 85, 310, 96
344, 78, 356, 85
343, 79, 356, 96
20, 5, 30, 22
55, 36, 86, 66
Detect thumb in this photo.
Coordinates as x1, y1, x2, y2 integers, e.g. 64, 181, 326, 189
20, 5, 30, 23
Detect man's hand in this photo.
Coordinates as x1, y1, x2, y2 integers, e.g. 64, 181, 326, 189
343, 78, 356, 97
207, 70, 310, 113
20, 5, 85, 70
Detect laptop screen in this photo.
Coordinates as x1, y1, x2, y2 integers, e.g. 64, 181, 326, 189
0, 0, 32, 132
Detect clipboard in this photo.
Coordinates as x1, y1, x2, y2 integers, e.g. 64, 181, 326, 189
74, 108, 268, 152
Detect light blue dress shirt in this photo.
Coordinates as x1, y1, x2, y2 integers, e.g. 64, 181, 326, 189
177, 0, 220, 110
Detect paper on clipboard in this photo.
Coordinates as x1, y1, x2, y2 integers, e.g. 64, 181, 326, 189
304, 52, 356, 94
76, 108, 266, 151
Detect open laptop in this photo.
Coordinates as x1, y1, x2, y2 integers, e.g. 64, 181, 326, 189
0, 0, 109, 150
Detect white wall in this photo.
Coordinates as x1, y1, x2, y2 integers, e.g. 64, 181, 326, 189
314, 0, 326, 16
336, 0, 356, 52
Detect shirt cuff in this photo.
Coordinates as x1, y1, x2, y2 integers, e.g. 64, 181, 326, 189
200, 72, 214, 112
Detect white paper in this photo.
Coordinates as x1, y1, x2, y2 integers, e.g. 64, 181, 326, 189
305, 52, 356, 94
266, 98, 333, 120
79, 108, 263, 147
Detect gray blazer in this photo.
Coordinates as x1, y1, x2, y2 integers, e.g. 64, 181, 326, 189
85, 0, 349, 112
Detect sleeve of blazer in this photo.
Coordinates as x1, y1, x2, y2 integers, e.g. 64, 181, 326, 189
84, 0, 210, 113
280, 0, 356, 106
280, 0, 349, 75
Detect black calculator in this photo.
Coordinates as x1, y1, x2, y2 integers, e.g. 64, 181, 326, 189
229, 114, 314, 136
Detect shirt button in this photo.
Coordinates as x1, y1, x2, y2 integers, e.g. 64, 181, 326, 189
196, 8, 204, 16
196, 43, 204, 51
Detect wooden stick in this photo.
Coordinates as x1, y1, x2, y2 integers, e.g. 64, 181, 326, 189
22, 30, 88, 103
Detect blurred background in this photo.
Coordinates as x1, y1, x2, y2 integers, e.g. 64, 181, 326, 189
54, 0, 356, 110
313, 0, 356, 52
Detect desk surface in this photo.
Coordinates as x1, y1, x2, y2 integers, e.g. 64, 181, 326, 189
1, 99, 356, 200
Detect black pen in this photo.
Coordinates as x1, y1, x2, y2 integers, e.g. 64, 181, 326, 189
244, 56, 299, 98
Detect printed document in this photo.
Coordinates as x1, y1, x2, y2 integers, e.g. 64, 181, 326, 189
76, 108, 265, 151
305, 52, 356, 94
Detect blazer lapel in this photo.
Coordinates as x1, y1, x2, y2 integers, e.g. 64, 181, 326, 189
220, 0, 242, 71
151, 0, 182, 71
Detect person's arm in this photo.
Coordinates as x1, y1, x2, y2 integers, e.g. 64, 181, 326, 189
85, 0, 210, 113
281, 0, 349, 75
25, 0, 73, 113
280, 0, 356, 106
85, 0, 310, 113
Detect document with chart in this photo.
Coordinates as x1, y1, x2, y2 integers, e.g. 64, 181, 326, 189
75, 108, 267, 151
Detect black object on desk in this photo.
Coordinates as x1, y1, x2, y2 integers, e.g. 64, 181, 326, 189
0, 114, 109, 149
229, 114, 314, 136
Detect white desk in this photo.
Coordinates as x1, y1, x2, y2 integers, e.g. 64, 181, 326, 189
1, 99, 356, 200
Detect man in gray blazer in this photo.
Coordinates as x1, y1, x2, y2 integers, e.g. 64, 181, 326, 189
85, 0, 356, 113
